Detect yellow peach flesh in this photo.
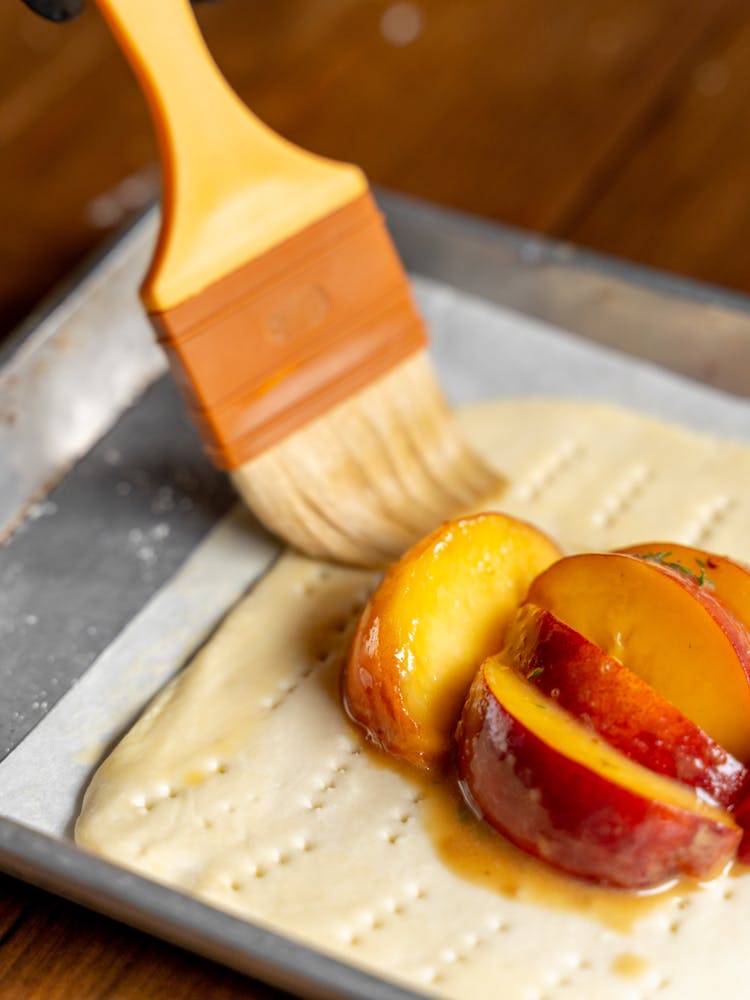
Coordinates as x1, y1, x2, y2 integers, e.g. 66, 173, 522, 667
345, 512, 562, 767
457, 657, 740, 887
528, 553, 750, 761
618, 542, 750, 632
480, 658, 733, 822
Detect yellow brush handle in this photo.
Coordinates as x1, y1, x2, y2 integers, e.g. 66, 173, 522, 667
93, 0, 365, 311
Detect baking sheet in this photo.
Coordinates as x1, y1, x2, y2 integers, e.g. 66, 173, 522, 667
3, 192, 750, 997
3, 274, 750, 843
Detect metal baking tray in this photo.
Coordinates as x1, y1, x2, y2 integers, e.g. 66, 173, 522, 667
2, 191, 750, 1000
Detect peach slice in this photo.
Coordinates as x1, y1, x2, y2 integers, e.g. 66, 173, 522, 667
527, 553, 750, 762
456, 657, 740, 888
617, 542, 750, 632
504, 604, 747, 807
344, 512, 562, 768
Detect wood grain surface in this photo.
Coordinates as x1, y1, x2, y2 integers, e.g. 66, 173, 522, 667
3, 1, 750, 997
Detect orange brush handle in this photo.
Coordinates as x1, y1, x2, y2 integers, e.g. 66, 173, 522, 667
94, 0, 427, 469
93, 0, 366, 311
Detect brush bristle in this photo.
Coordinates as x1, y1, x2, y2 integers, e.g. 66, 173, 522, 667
231, 354, 505, 566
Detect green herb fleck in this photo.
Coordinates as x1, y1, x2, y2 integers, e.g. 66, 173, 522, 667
695, 558, 711, 587
632, 551, 713, 588
526, 666, 544, 681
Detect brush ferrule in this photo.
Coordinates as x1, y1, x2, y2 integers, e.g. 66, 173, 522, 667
150, 193, 427, 470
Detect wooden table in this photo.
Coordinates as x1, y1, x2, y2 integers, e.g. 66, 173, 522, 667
3, 0, 750, 995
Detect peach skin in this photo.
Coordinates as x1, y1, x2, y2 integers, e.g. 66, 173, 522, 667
344, 512, 562, 768
617, 542, 750, 633
527, 553, 750, 762
504, 604, 747, 807
731, 792, 750, 864
456, 657, 740, 889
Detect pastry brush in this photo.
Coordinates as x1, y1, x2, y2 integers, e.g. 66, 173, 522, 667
94, 0, 504, 566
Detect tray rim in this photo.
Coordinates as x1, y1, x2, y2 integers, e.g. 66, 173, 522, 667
0, 816, 425, 1000
382, 188, 750, 316
7, 188, 750, 372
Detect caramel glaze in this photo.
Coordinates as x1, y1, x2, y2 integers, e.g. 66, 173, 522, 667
347, 730, 739, 933
334, 617, 742, 935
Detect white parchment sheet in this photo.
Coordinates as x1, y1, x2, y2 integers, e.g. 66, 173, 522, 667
2, 276, 750, 839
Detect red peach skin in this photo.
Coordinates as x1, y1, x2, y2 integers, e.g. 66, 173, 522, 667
456, 659, 740, 889
617, 542, 750, 634
527, 553, 750, 762
732, 793, 750, 864
505, 604, 747, 807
